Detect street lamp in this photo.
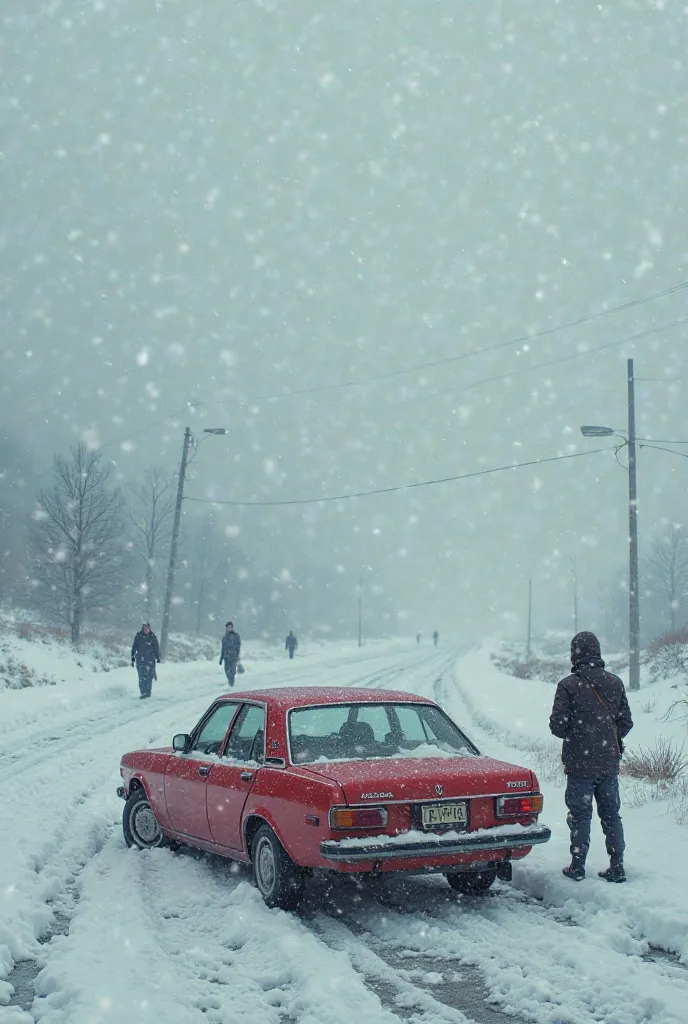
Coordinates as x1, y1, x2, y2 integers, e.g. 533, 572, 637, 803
581, 425, 616, 438
159, 426, 227, 659
579, 358, 640, 691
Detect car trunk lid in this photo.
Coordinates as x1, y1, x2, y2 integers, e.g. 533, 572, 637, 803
300, 756, 536, 806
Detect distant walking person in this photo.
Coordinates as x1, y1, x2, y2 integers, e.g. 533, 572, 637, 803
416, 631, 421, 644
433, 630, 439, 647
131, 623, 160, 699
549, 631, 633, 883
220, 622, 241, 686
285, 631, 298, 659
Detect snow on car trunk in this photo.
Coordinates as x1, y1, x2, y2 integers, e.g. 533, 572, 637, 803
301, 755, 538, 809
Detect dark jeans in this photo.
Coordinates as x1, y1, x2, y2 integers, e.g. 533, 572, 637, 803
288, 649, 295, 660
224, 659, 237, 686
137, 662, 155, 698
565, 775, 625, 868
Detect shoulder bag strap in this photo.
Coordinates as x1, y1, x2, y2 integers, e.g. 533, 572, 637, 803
586, 681, 621, 755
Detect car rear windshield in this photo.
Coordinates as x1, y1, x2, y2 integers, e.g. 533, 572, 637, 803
288, 702, 479, 764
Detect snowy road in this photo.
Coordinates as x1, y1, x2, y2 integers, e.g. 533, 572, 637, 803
2, 642, 687, 1024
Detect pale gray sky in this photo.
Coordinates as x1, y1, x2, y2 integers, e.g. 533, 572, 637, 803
1, 0, 687, 639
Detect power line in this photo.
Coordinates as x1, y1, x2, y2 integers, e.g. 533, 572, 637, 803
380, 316, 688, 411
101, 404, 195, 451
637, 442, 688, 460
186, 278, 688, 408
637, 437, 688, 445
185, 446, 613, 507
182, 314, 688, 423
98, 285, 688, 450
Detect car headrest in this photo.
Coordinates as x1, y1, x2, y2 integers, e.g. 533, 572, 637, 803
345, 721, 376, 746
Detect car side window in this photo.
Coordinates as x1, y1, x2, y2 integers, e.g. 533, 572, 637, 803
225, 704, 265, 763
192, 703, 239, 756
393, 706, 429, 743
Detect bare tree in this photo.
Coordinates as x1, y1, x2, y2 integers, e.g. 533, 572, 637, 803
648, 525, 688, 632
29, 443, 125, 643
128, 467, 175, 623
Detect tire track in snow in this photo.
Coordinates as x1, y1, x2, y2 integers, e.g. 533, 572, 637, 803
431, 659, 688, 1022
0, 645, 434, 783
306, 878, 523, 1024
2, 646, 451, 1019
313, 867, 688, 1024
296, 648, 535, 1024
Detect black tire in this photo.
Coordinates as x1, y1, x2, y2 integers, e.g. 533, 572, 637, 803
123, 788, 169, 850
446, 867, 497, 896
251, 824, 305, 910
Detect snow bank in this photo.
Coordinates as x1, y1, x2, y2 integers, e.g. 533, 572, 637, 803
446, 644, 688, 968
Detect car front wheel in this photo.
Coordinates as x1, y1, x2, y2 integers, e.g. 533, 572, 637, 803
123, 788, 168, 850
446, 866, 497, 896
252, 824, 304, 910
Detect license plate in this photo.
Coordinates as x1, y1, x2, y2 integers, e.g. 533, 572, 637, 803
420, 801, 467, 829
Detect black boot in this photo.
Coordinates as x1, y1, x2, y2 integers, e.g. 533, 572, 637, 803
598, 864, 626, 883
562, 862, 585, 881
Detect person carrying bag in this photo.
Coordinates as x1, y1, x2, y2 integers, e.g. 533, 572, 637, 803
549, 631, 633, 883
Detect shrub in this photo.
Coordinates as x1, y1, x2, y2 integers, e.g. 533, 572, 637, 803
621, 738, 687, 784
491, 651, 569, 686
647, 625, 688, 655
492, 646, 626, 687
645, 627, 688, 684
664, 697, 688, 730
0, 655, 57, 690
669, 777, 688, 825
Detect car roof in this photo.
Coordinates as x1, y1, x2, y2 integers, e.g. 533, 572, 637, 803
215, 686, 436, 710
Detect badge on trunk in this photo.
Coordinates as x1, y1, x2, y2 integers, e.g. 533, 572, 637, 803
435, 784, 443, 796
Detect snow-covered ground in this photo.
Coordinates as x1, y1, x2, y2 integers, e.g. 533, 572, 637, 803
1, 637, 686, 1024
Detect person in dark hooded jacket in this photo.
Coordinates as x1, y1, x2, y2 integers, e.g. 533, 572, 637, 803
285, 631, 298, 659
550, 631, 633, 883
131, 623, 160, 699
219, 622, 241, 686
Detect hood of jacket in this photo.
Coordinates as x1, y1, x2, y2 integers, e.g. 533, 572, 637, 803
571, 631, 604, 671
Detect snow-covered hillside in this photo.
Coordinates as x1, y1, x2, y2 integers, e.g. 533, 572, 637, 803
1, 637, 686, 1024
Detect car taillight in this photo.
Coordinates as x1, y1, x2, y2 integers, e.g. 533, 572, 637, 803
496, 794, 544, 817
329, 806, 387, 830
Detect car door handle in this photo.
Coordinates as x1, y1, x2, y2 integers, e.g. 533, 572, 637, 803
198, 765, 211, 777
240, 771, 253, 782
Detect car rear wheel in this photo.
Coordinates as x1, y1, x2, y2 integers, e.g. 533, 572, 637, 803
445, 866, 497, 896
252, 824, 304, 910
123, 788, 168, 850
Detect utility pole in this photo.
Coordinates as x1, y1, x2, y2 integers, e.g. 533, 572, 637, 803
627, 359, 640, 691
160, 426, 192, 660
357, 573, 363, 648
526, 578, 532, 658
572, 557, 579, 635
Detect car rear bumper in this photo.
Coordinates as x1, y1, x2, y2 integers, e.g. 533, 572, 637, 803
319, 822, 551, 862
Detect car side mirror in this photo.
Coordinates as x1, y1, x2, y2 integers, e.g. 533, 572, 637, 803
173, 733, 191, 752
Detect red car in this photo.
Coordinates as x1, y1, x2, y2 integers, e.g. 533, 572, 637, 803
118, 687, 550, 909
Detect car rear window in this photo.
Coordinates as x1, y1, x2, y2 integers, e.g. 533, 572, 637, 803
288, 702, 478, 764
